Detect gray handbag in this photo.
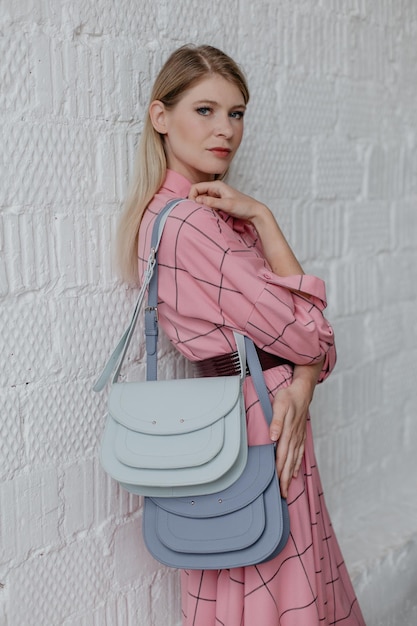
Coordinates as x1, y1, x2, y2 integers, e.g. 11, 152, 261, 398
94, 199, 248, 497
142, 337, 290, 569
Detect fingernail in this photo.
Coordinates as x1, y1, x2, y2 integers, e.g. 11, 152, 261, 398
270, 433, 278, 442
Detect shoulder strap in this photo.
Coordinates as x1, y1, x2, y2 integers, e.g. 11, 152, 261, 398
93, 198, 184, 391
244, 338, 274, 425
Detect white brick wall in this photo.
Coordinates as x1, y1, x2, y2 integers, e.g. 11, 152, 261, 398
1, 1, 416, 625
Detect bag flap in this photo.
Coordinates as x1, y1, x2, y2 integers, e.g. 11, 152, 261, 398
155, 495, 266, 553
114, 418, 224, 469
142, 473, 288, 568
150, 444, 276, 516
108, 375, 241, 434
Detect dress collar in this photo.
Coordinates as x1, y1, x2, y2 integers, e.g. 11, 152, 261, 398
161, 169, 193, 198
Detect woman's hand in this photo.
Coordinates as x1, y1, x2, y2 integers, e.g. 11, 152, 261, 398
189, 180, 304, 277
188, 180, 267, 222
270, 361, 323, 498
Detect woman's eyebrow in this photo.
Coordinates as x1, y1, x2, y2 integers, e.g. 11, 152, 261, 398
192, 99, 247, 109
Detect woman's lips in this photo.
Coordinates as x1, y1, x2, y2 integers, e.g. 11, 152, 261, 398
209, 148, 231, 158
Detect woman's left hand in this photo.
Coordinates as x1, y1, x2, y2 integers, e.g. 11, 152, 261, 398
188, 180, 266, 222
189, 180, 305, 277
270, 361, 323, 498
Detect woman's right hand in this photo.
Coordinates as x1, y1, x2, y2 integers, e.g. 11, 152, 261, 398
270, 360, 323, 498
188, 180, 268, 223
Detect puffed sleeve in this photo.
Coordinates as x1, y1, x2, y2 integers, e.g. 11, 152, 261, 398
156, 202, 336, 381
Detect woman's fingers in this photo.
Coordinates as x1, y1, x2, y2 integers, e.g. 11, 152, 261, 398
271, 385, 309, 498
293, 442, 305, 478
276, 436, 305, 498
188, 181, 226, 201
189, 180, 265, 222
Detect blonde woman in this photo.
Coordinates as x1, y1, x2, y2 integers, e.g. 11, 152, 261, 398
117, 44, 365, 626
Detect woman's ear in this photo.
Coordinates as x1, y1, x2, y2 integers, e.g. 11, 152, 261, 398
149, 100, 168, 134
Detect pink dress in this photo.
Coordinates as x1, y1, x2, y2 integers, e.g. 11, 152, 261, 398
138, 170, 366, 626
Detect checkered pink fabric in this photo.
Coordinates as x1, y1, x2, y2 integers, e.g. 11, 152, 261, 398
138, 170, 365, 626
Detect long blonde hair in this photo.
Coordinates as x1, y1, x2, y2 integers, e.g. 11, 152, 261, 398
116, 44, 250, 284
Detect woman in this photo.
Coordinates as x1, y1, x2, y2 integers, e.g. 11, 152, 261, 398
117, 45, 365, 626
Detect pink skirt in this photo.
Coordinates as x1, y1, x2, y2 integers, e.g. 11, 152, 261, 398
180, 419, 366, 626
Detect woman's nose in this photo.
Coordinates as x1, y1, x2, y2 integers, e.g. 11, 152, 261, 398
214, 114, 233, 138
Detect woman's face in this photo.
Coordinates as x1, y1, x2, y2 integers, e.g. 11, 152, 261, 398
151, 74, 246, 184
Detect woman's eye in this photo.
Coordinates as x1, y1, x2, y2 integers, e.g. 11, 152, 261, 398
230, 110, 245, 120
196, 107, 211, 116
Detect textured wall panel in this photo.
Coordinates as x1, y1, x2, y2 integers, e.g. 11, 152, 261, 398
114, 519, 160, 585
280, 76, 336, 137
260, 138, 312, 199
292, 202, 344, 262
1, 0, 56, 22
62, 457, 140, 536
0, 28, 32, 114
382, 350, 417, 414
1, 122, 95, 207
0, 297, 53, 386
7, 536, 112, 626
60, 579, 181, 626
54, 212, 118, 288
55, 290, 138, 377
315, 138, 363, 199
338, 79, 382, 139
401, 302, 417, 357
0, 389, 23, 480
340, 362, 384, 425
47, 40, 151, 120
0, 469, 60, 563
293, 11, 348, 77
151, 570, 182, 626
310, 374, 343, 437
95, 131, 139, 203
394, 202, 417, 250
22, 380, 106, 466
331, 315, 370, 371
315, 423, 363, 485
380, 251, 417, 303
67, 0, 159, 37
333, 258, 380, 315
160, 0, 240, 47
367, 307, 404, 361
237, 0, 281, 68
367, 144, 407, 200
346, 201, 391, 254
0, 212, 56, 294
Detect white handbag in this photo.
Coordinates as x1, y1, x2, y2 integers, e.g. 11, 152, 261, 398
94, 199, 248, 497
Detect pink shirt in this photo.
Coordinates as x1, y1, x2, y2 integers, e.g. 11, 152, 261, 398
138, 170, 336, 385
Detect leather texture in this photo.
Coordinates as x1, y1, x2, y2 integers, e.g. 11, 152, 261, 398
143, 443, 290, 569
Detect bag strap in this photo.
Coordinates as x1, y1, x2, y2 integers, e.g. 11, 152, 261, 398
93, 199, 182, 391
244, 337, 273, 425
93, 198, 276, 428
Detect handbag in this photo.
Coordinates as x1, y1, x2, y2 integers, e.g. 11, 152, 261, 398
143, 338, 290, 569
93, 199, 248, 497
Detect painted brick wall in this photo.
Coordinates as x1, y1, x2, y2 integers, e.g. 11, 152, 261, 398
1, 1, 416, 625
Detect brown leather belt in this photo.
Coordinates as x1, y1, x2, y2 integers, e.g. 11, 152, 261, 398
194, 345, 294, 377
